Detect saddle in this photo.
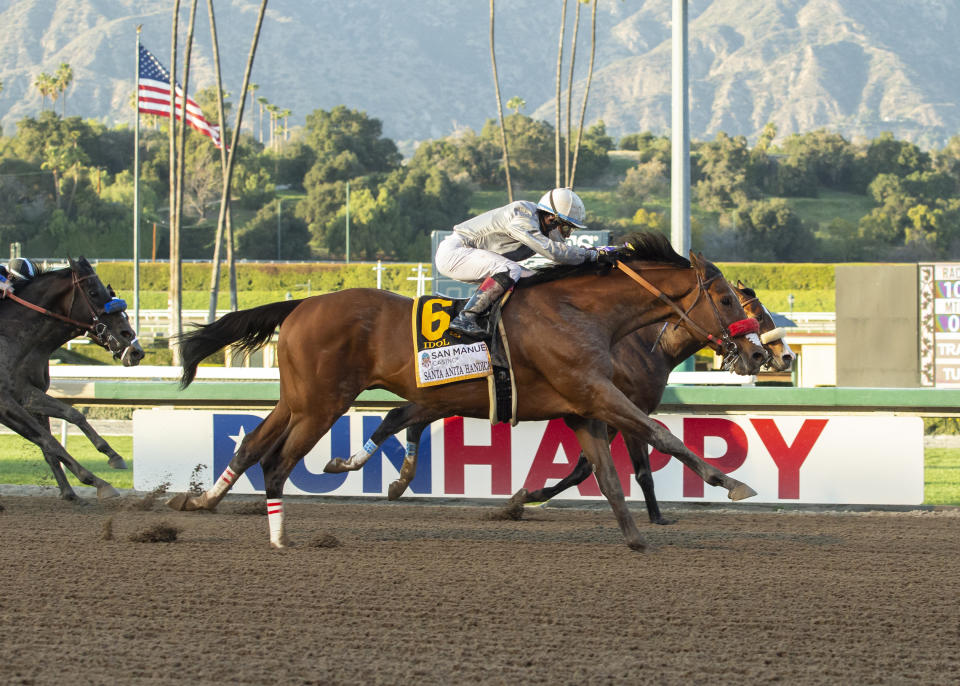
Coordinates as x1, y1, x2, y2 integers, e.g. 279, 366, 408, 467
411, 294, 517, 425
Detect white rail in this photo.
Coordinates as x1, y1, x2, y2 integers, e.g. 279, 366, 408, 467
48, 365, 755, 385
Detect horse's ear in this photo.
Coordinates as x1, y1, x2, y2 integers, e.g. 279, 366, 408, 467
689, 251, 703, 271
68, 257, 77, 270
737, 279, 746, 289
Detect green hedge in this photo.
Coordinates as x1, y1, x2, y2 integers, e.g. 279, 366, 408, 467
94, 261, 426, 293
94, 260, 836, 298
716, 263, 835, 290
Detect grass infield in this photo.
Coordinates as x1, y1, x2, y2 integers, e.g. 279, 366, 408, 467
0, 435, 957, 506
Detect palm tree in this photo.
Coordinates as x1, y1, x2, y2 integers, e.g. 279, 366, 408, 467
280, 108, 291, 141
266, 103, 279, 150
489, 0, 513, 202
564, 0, 583, 186
211, 0, 270, 314
570, 0, 597, 189
247, 83, 259, 135
205, 0, 231, 322
257, 95, 268, 144
555, 0, 568, 188
506, 96, 525, 115
170, 0, 201, 365
35, 72, 54, 111
55, 62, 73, 117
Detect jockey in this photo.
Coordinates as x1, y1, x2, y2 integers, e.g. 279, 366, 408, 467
0, 265, 11, 296
436, 187, 609, 341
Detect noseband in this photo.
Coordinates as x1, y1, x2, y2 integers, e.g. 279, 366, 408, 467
2, 270, 131, 354
612, 261, 760, 365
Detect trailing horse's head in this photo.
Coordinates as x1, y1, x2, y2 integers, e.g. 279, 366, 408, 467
735, 280, 794, 372
684, 252, 769, 376
68, 257, 145, 366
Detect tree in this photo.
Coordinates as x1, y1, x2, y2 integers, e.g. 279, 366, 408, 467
301, 105, 400, 185
236, 197, 310, 259
34, 72, 55, 111
257, 95, 268, 144
280, 108, 292, 141
480, 114, 553, 189
489, 0, 513, 202
206, 0, 269, 319
554, 0, 568, 188
569, 0, 597, 188
55, 62, 73, 117
564, 0, 583, 185
694, 132, 757, 211
506, 96, 526, 115
733, 198, 816, 261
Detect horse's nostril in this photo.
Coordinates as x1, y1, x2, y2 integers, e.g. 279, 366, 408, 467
753, 352, 765, 361
783, 354, 794, 363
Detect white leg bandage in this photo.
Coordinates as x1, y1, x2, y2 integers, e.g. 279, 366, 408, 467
267, 499, 284, 547
208, 466, 237, 500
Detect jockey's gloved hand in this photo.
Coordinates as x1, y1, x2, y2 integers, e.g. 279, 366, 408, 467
593, 246, 618, 265
0, 273, 12, 295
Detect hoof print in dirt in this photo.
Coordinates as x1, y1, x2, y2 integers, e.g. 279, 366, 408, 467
129, 521, 183, 543
102, 516, 115, 541
230, 499, 267, 516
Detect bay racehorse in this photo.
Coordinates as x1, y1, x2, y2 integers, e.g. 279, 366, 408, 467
326, 282, 793, 519
169, 232, 767, 551
0, 258, 144, 501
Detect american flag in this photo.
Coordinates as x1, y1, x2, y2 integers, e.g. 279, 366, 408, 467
138, 44, 222, 148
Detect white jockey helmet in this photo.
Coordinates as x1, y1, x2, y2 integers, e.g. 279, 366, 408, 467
8, 257, 36, 280
537, 187, 587, 229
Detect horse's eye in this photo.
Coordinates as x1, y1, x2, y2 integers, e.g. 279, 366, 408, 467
721, 296, 732, 306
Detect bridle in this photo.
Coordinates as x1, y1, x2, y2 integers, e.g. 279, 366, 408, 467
1, 269, 133, 356
612, 259, 763, 369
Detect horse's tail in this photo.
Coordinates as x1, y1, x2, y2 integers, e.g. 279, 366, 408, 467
178, 299, 304, 388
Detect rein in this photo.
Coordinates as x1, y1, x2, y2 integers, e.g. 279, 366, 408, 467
613, 260, 759, 357
2, 271, 130, 351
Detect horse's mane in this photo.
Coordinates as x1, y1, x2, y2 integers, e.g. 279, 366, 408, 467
517, 231, 691, 288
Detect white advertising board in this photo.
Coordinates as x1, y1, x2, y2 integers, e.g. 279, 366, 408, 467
133, 410, 924, 505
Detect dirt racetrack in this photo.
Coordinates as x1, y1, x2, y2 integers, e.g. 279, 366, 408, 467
1, 494, 958, 685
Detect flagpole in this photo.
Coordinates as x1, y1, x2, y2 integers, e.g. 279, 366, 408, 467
133, 25, 142, 334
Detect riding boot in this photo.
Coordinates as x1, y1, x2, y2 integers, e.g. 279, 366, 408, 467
448, 273, 515, 341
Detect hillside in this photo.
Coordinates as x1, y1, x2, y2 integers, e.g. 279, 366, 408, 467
1, 0, 959, 149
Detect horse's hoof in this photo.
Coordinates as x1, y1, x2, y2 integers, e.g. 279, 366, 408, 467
323, 458, 349, 474
504, 488, 529, 507
627, 538, 648, 552
269, 538, 293, 550
387, 480, 408, 501
166, 493, 201, 511
108, 456, 128, 470
96, 484, 120, 500
651, 517, 676, 526
728, 483, 757, 501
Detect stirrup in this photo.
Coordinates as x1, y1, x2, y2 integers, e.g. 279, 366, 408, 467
448, 314, 489, 341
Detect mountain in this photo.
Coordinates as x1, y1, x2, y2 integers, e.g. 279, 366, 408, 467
1, 0, 959, 151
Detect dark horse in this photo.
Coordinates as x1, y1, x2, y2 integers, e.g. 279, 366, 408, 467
352, 282, 794, 522
0, 258, 144, 501
170, 233, 767, 551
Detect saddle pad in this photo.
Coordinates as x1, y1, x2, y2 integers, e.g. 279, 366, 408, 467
412, 296, 492, 388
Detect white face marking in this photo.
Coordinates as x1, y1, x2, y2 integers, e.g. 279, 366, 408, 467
745, 332, 763, 348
